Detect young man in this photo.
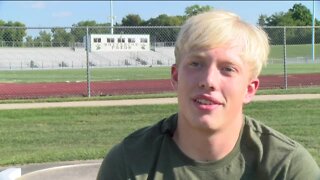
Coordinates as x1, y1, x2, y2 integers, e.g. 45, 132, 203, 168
97, 10, 320, 179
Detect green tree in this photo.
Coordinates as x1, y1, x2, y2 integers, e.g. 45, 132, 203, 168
262, 3, 317, 45
70, 20, 111, 43
2, 21, 26, 47
25, 35, 33, 47
289, 3, 312, 26
70, 21, 97, 43
257, 14, 268, 26
51, 28, 74, 47
34, 30, 52, 47
264, 3, 314, 26
144, 14, 184, 26
265, 12, 295, 26
185, 4, 213, 18
264, 12, 297, 44
143, 14, 183, 43
122, 14, 144, 26
0, 20, 5, 42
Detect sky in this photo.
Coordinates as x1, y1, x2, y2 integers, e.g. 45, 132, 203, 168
0, 1, 319, 27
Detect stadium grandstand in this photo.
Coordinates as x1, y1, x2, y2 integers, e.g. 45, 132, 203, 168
0, 46, 175, 70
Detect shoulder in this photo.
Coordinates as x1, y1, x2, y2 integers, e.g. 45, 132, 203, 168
97, 143, 126, 179
242, 116, 298, 165
97, 113, 178, 179
123, 113, 177, 149
242, 116, 320, 179
244, 116, 297, 149
243, 115, 309, 156
117, 113, 177, 164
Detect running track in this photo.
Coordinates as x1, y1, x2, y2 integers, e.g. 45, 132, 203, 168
0, 73, 319, 99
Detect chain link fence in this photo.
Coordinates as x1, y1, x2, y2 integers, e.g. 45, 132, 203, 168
0, 26, 319, 98
0, 26, 179, 69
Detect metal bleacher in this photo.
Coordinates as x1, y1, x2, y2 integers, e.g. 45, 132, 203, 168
0, 47, 176, 70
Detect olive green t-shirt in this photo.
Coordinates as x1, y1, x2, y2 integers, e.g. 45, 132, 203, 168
97, 114, 320, 180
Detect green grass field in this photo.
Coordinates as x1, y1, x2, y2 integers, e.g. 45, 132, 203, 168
0, 99, 319, 166
260, 63, 320, 75
0, 67, 171, 83
0, 63, 319, 83
269, 44, 320, 59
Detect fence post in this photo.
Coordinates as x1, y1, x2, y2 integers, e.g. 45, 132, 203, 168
283, 27, 288, 90
312, 0, 315, 63
86, 26, 91, 98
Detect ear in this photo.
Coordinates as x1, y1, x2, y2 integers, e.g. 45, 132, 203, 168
171, 64, 178, 90
243, 78, 259, 104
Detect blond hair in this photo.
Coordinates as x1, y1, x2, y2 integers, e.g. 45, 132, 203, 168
174, 10, 270, 78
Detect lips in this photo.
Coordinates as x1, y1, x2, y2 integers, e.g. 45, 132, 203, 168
193, 94, 224, 110
195, 98, 214, 105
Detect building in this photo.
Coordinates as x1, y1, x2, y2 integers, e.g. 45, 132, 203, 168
85, 34, 150, 52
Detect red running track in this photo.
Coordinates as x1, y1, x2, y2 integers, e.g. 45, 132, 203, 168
0, 73, 319, 99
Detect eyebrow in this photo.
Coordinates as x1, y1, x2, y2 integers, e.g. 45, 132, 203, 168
188, 51, 208, 59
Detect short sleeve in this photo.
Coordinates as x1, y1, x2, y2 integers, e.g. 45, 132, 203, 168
96, 143, 127, 180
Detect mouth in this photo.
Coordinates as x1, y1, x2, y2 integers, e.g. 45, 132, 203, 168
194, 98, 215, 105
192, 95, 224, 110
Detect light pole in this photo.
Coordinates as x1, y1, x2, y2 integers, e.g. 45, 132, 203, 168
110, 0, 114, 34
312, 0, 315, 63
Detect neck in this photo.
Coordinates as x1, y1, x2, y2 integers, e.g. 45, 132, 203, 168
173, 114, 243, 162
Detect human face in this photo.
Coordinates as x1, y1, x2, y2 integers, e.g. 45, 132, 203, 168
171, 45, 259, 132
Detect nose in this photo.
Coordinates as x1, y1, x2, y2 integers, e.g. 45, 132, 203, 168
198, 67, 219, 91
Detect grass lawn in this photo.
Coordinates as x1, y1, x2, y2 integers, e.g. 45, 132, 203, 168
0, 66, 171, 83
261, 63, 320, 75
0, 99, 319, 166
0, 63, 319, 83
269, 44, 320, 59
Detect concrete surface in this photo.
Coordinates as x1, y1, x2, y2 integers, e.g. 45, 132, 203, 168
0, 168, 21, 180
17, 162, 101, 180
0, 160, 102, 180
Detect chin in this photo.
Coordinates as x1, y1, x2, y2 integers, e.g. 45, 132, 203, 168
196, 114, 223, 130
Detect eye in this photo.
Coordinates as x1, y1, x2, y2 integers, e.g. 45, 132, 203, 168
221, 66, 237, 75
222, 66, 235, 72
189, 61, 201, 68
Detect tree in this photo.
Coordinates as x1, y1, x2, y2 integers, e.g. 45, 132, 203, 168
122, 14, 144, 26
0, 20, 5, 42
51, 28, 74, 47
185, 4, 213, 18
143, 14, 183, 43
25, 35, 33, 47
289, 3, 312, 26
144, 14, 184, 26
70, 20, 111, 43
70, 20, 98, 43
265, 12, 295, 26
264, 12, 300, 45
257, 14, 268, 26
263, 3, 314, 26
0, 20, 4, 26
2, 21, 26, 47
262, 3, 316, 45
34, 30, 52, 47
